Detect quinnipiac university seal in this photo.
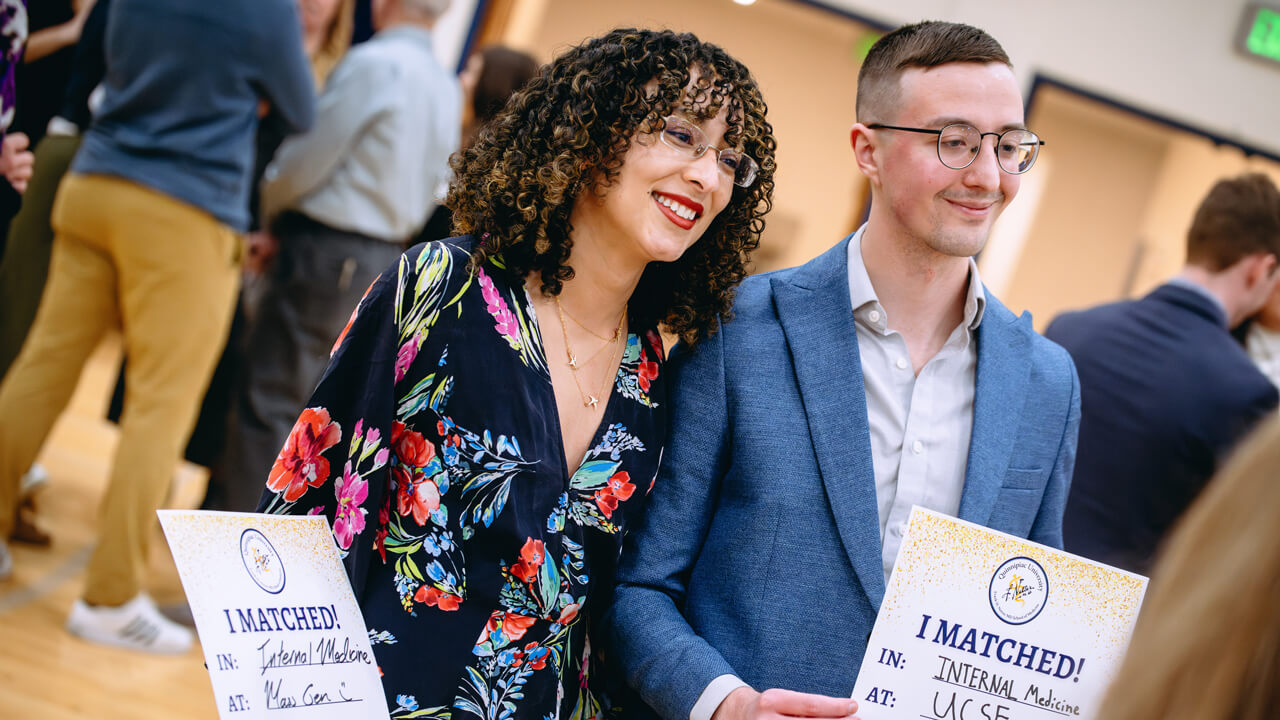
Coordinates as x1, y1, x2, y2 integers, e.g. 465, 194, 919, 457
240, 528, 286, 594
988, 556, 1048, 625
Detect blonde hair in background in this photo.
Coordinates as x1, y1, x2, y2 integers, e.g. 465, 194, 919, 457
310, 0, 355, 90
1096, 416, 1280, 720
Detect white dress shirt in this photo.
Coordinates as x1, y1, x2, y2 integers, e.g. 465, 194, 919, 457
261, 25, 461, 241
1246, 323, 1280, 391
689, 227, 985, 720
846, 227, 985, 584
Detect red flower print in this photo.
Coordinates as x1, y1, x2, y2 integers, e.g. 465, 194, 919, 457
495, 612, 536, 643
414, 585, 461, 611
374, 501, 390, 562
637, 352, 659, 393
524, 643, 549, 670
509, 538, 545, 583
595, 491, 620, 518
594, 471, 636, 518
391, 421, 435, 467
607, 471, 636, 500
557, 602, 580, 624
267, 408, 342, 502
396, 471, 440, 525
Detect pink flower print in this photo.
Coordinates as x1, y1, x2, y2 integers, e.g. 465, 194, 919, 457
333, 462, 369, 550
477, 268, 523, 351
395, 333, 422, 383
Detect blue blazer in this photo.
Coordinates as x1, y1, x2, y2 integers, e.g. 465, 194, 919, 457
609, 236, 1080, 720
1046, 282, 1277, 573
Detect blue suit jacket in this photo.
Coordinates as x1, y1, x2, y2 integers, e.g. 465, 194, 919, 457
610, 236, 1081, 720
1045, 282, 1277, 574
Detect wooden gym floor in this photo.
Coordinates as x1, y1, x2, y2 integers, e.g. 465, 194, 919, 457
0, 334, 220, 718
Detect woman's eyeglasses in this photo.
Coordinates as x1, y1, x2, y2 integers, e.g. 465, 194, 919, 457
658, 115, 759, 188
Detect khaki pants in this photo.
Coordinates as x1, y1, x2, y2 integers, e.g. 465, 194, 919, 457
0, 173, 240, 605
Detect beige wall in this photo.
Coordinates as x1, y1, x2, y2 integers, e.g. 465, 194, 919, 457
495, 0, 1280, 326
1130, 140, 1280, 296
993, 84, 1280, 329
998, 87, 1170, 326
498, 0, 871, 273
822, 0, 1280, 160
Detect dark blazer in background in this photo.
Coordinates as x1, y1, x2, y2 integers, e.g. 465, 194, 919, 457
1045, 282, 1278, 574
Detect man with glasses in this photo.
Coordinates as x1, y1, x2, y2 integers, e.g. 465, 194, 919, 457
610, 20, 1080, 720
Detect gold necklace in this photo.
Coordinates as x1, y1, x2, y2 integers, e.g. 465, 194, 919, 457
554, 296, 626, 408
560, 301, 623, 342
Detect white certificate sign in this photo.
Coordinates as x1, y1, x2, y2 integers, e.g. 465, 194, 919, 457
851, 508, 1147, 720
158, 510, 390, 720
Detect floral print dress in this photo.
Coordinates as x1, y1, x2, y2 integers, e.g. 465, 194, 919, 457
260, 237, 666, 720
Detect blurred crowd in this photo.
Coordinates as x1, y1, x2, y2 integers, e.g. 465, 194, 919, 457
0, 0, 537, 654
0, 2, 1276, 718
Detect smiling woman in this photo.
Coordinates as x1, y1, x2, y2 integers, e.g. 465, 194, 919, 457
256, 27, 775, 720
450, 27, 776, 345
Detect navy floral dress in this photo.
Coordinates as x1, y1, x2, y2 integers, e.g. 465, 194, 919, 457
260, 237, 666, 720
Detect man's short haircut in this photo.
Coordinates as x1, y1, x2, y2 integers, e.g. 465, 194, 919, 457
1186, 173, 1280, 271
856, 20, 1011, 123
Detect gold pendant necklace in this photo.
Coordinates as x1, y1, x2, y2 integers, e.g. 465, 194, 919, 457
555, 296, 626, 408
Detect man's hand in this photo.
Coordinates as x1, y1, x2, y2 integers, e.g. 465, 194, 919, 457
713, 688, 860, 720
0, 133, 35, 194
244, 230, 279, 275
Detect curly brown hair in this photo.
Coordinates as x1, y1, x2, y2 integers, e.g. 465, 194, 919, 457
447, 28, 776, 345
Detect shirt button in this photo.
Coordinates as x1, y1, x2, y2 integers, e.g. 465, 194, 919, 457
912, 440, 924, 454
895, 358, 908, 370
868, 310, 881, 323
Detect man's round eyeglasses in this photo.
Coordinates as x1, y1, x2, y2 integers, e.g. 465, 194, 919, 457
867, 123, 1045, 175
658, 115, 759, 188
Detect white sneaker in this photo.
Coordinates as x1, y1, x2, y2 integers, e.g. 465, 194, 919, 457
19, 463, 50, 498
0, 538, 11, 581
66, 594, 194, 654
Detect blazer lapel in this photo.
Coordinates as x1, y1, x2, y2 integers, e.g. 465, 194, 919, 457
958, 296, 1032, 525
772, 237, 886, 607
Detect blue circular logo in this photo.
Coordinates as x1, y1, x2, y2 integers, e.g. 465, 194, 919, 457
240, 528, 286, 594
989, 556, 1048, 625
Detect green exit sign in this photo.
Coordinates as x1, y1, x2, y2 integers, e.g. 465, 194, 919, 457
1240, 4, 1280, 65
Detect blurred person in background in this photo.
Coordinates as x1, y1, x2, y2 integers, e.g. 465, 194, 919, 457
0, 0, 29, 259
302, 0, 355, 89
113, 0, 355, 509
0, 0, 314, 653
1047, 173, 1280, 575
12, 0, 95, 148
204, 0, 461, 514
1095, 415, 1280, 720
9, 0, 355, 540
0, 0, 108, 548
417, 43, 538, 244
257, 27, 775, 719
1238, 279, 1280, 390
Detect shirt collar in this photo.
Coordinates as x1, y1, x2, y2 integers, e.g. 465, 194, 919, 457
846, 224, 987, 333
1166, 275, 1229, 323
377, 24, 436, 50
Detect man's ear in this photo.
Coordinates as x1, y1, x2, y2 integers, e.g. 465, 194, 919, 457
1249, 252, 1279, 289
851, 123, 881, 185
